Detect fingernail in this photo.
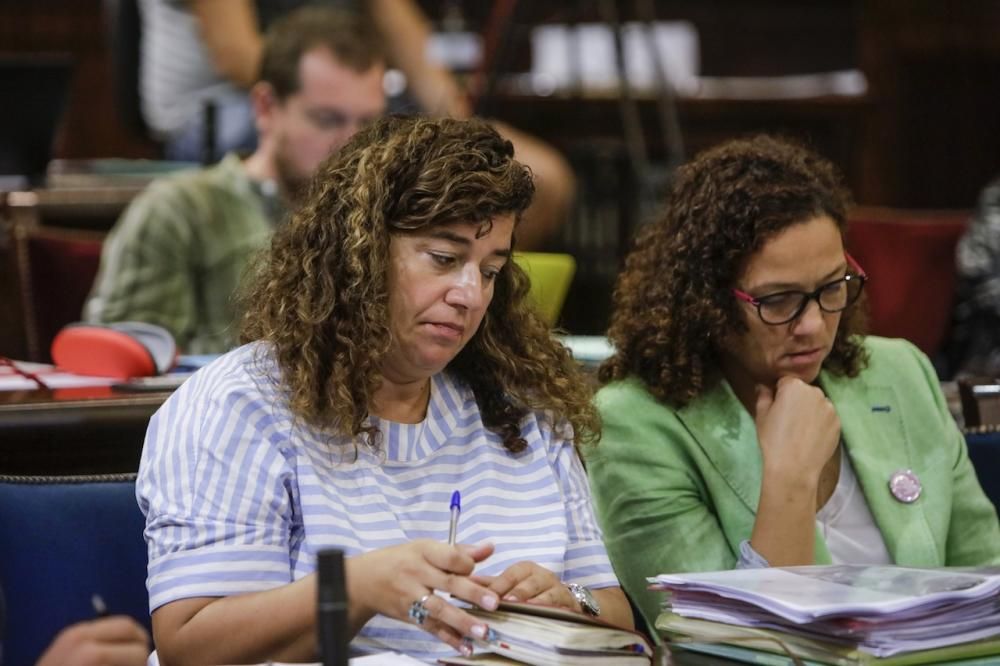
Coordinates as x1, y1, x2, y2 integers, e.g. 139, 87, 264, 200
481, 594, 499, 610
460, 640, 473, 657
470, 623, 487, 639
503, 594, 519, 602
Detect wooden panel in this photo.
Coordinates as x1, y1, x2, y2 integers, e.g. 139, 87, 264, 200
3, 0, 996, 205
0, 0, 159, 160
0, 387, 166, 474
857, 0, 1000, 207
0, 215, 28, 361
4, 0, 1000, 335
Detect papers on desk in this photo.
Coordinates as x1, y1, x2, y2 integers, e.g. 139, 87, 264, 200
350, 655, 426, 665
0, 360, 117, 391
559, 335, 614, 364
265, 654, 426, 665
111, 373, 194, 392
651, 565, 1000, 662
175, 353, 221, 370
0, 359, 196, 392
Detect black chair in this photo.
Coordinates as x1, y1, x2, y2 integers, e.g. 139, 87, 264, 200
103, 0, 153, 140
958, 378, 1000, 511
964, 429, 1000, 512
0, 473, 150, 666
0, 55, 73, 186
103, 0, 219, 162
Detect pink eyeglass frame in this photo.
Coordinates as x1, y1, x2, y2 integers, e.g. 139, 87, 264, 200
732, 252, 867, 309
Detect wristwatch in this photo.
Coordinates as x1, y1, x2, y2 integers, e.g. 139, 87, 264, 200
566, 583, 601, 617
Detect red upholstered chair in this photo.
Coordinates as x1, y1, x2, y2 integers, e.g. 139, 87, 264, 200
9, 220, 105, 362
846, 206, 971, 358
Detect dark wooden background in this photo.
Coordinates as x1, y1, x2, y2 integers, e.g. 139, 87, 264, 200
3, 0, 997, 206
2, 0, 999, 334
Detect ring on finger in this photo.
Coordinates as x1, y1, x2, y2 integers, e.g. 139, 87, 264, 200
408, 593, 433, 625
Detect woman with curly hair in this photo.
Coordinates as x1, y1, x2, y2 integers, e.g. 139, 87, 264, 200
586, 135, 1000, 629
137, 115, 632, 664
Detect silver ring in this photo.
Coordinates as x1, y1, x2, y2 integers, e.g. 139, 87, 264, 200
408, 594, 432, 625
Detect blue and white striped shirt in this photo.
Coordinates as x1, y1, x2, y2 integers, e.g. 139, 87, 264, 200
137, 343, 618, 662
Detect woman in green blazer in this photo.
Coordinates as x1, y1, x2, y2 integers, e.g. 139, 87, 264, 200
587, 135, 1000, 629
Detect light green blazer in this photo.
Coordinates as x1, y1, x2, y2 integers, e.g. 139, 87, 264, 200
587, 336, 1000, 629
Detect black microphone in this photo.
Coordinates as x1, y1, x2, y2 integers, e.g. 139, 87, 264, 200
317, 549, 349, 666
200, 99, 217, 166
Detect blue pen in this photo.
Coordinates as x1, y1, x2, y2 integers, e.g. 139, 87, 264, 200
448, 490, 461, 545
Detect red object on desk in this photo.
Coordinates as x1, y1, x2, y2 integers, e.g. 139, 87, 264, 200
51, 326, 157, 379
50, 322, 177, 379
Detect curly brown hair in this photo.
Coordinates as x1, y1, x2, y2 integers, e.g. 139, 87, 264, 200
240, 115, 600, 453
599, 134, 869, 407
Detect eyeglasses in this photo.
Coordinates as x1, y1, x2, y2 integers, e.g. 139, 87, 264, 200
732, 254, 868, 325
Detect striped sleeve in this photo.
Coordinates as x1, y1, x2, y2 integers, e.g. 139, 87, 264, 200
546, 423, 620, 590
136, 352, 297, 612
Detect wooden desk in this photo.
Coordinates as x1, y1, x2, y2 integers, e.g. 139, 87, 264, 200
0, 386, 170, 474
2, 184, 144, 232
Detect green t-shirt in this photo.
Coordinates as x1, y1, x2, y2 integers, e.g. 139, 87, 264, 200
84, 154, 283, 354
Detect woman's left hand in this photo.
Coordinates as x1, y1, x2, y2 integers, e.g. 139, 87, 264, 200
473, 562, 580, 612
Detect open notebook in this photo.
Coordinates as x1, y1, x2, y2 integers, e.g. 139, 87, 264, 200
441, 600, 652, 665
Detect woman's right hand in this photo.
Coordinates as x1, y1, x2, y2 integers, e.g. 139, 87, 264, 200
750, 376, 841, 566
754, 376, 841, 484
345, 540, 500, 655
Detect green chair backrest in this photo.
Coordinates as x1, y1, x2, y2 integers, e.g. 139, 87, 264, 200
513, 252, 576, 326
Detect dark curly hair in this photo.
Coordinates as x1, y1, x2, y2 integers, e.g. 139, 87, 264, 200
599, 134, 869, 406
240, 115, 600, 453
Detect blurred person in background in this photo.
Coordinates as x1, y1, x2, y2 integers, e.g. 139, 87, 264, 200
85, 7, 386, 353
35, 617, 149, 666
139, 0, 573, 249
0, 585, 149, 666
945, 175, 1000, 377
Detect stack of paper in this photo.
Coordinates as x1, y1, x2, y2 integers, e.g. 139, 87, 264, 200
649, 565, 1000, 664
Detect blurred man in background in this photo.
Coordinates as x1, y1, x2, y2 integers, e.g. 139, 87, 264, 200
85, 7, 386, 353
